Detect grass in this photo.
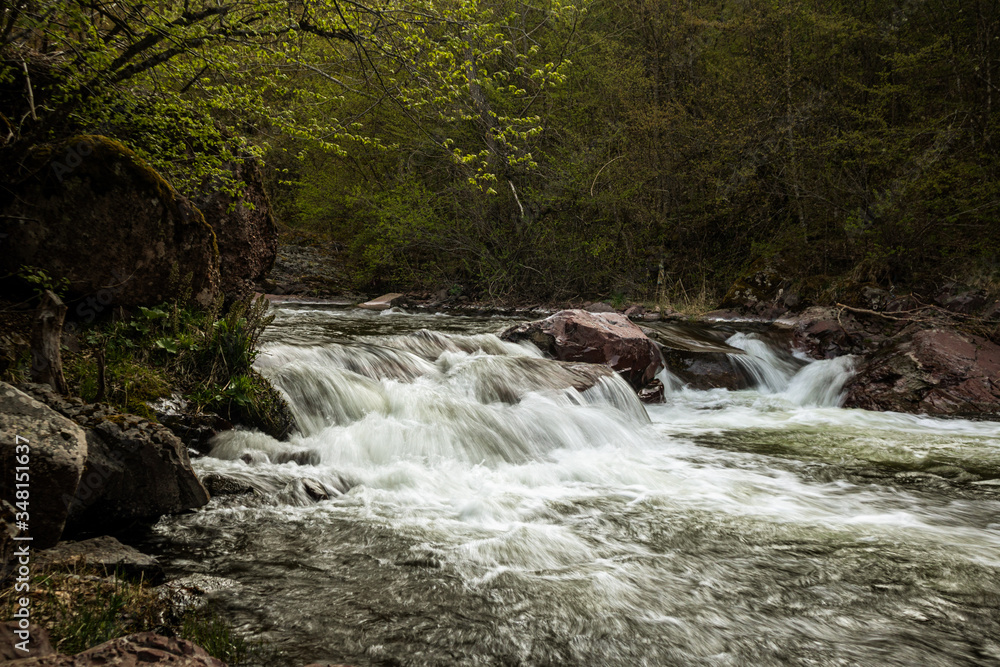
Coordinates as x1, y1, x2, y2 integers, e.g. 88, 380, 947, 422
1, 561, 269, 665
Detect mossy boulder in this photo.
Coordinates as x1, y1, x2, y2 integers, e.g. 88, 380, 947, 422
0, 135, 220, 308
193, 160, 278, 301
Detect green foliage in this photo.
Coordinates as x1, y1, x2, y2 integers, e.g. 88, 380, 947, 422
16, 266, 70, 299
64, 295, 287, 434
2, 567, 266, 666
180, 608, 271, 666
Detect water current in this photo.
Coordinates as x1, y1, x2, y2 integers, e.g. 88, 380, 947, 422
147, 304, 1000, 666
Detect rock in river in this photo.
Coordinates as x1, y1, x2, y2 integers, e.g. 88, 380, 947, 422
500, 309, 663, 391
843, 327, 1000, 416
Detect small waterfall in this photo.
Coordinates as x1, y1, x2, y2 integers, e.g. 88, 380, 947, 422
231, 330, 652, 466
780, 355, 856, 407
725, 332, 803, 392
719, 332, 856, 407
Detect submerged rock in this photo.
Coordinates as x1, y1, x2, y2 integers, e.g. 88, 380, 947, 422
0, 382, 87, 548
500, 309, 663, 391
843, 328, 1000, 416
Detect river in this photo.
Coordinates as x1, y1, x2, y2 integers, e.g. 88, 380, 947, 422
147, 304, 1000, 666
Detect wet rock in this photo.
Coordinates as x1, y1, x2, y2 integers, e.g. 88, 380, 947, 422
11, 632, 226, 666
624, 305, 645, 319
303, 478, 333, 501
499, 310, 663, 391
36, 535, 164, 584
201, 473, 255, 496
454, 356, 616, 404
358, 293, 405, 310
786, 307, 865, 359
272, 449, 322, 466
843, 327, 1000, 416
642, 323, 749, 390
16, 383, 209, 535
1, 621, 55, 661
193, 160, 278, 301
0, 135, 219, 308
638, 379, 665, 404
157, 411, 233, 452
158, 574, 240, 614
0, 382, 87, 548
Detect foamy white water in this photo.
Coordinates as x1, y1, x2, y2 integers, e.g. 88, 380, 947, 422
150, 305, 1000, 667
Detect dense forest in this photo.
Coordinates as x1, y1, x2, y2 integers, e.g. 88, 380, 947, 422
2, 0, 998, 303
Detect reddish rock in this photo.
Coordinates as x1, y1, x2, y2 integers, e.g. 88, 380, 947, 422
194, 160, 278, 301
500, 310, 663, 391
843, 328, 1000, 415
1, 622, 55, 661
10, 632, 225, 666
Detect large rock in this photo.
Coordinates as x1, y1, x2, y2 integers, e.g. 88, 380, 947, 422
500, 310, 663, 390
36, 535, 165, 584
0, 135, 220, 308
193, 160, 278, 301
9, 632, 225, 666
17, 384, 209, 534
643, 322, 750, 390
843, 328, 1000, 415
0, 383, 87, 549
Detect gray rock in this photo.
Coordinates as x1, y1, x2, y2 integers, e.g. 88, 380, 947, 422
36, 535, 164, 584
201, 472, 255, 496
358, 293, 405, 310
17, 384, 209, 535
0, 383, 87, 548
584, 301, 617, 313
158, 574, 240, 614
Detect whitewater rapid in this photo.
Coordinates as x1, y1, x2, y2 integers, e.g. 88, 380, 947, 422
149, 305, 1000, 667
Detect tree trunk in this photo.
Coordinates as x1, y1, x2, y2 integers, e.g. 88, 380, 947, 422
30, 290, 69, 395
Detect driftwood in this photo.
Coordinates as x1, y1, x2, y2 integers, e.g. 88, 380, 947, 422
30, 289, 69, 395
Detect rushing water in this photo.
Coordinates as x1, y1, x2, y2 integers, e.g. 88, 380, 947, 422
148, 305, 1000, 666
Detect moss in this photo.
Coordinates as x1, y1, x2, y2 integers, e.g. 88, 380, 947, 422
24, 135, 220, 262
0, 564, 267, 664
